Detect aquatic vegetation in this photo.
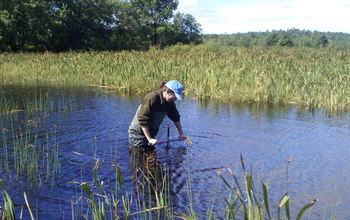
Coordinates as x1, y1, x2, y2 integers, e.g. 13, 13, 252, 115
0, 95, 333, 219
218, 156, 317, 220
59, 151, 319, 219
1, 48, 347, 218
1, 47, 350, 111
0, 117, 60, 186
177, 153, 317, 220
0, 86, 80, 115
0, 178, 15, 219
0, 149, 332, 219
69, 152, 173, 220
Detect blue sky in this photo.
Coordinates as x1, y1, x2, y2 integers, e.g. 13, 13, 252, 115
177, 0, 350, 34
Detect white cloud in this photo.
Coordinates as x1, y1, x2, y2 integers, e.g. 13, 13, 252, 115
177, 0, 350, 34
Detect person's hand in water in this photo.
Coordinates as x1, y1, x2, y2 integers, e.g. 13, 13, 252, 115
179, 134, 187, 141
148, 138, 158, 146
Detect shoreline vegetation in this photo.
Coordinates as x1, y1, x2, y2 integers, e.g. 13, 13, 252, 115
1, 46, 350, 111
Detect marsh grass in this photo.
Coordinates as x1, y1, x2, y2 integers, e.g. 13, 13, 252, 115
0, 88, 52, 114
1, 47, 350, 110
0, 150, 329, 219
0, 117, 61, 186
176, 153, 318, 220
69, 152, 173, 220
0, 86, 80, 115
217, 155, 317, 220
0, 178, 15, 219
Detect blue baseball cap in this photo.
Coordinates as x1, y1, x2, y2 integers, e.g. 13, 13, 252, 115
165, 80, 184, 100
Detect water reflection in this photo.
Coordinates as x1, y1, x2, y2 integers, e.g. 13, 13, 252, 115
129, 142, 188, 216
129, 147, 159, 179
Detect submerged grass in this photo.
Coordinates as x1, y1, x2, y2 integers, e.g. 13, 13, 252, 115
0, 178, 15, 219
0, 116, 61, 186
1, 46, 350, 111
69, 150, 174, 220
0, 86, 80, 114
0, 146, 330, 219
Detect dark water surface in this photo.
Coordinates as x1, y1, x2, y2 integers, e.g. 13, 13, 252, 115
1, 86, 350, 219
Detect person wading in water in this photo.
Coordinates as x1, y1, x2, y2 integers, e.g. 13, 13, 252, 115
128, 80, 186, 150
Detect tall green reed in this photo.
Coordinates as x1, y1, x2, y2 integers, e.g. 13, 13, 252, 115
1, 47, 350, 111
0, 178, 15, 220
0, 117, 61, 186
218, 155, 317, 220
71, 149, 173, 220
0, 149, 328, 219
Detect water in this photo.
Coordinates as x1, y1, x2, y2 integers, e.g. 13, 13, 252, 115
1, 86, 350, 219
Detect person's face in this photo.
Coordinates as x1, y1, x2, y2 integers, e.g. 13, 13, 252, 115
164, 89, 177, 102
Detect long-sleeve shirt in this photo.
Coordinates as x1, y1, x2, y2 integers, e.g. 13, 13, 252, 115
137, 89, 180, 126
129, 89, 180, 139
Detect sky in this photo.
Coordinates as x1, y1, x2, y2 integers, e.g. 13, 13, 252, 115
177, 0, 350, 34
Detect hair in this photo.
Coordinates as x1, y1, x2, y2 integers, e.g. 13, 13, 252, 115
160, 80, 172, 92
159, 80, 167, 89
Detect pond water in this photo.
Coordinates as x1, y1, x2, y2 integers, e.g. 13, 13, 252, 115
1, 86, 350, 219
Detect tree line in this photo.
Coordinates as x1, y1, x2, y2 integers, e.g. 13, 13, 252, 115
202, 29, 350, 50
2, 0, 350, 53
0, 0, 202, 52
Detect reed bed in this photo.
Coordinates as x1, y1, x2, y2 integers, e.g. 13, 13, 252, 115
1, 116, 60, 186
0, 151, 320, 219
1, 46, 350, 111
69, 150, 174, 220
0, 86, 79, 114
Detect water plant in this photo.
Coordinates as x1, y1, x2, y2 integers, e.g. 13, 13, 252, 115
0, 149, 324, 219
70, 150, 173, 220
0, 116, 61, 186
0, 178, 15, 219
1, 47, 350, 111
218, 155, 317, 220
0, 86, 80, 116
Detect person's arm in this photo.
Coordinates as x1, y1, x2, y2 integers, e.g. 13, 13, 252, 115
138, 92, 159, 146
174, 121, 186, 140
140, 125, 158, 146
167, 101, 186, 141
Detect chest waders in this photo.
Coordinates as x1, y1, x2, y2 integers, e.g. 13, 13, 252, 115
128, 105, 168, 148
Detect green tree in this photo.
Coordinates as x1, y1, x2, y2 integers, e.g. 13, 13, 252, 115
0, 0, 201, 51
130, 0, 178, 47
278, 35, 294, 47
265, 33, 279, 46
310, 32, 329, 48
0, 0, 52, 51
172, 13, 202, 45
315, 35, 329, 47
0, 1, 15, 51
50, 0, 118, 51
113, 1, 152, 50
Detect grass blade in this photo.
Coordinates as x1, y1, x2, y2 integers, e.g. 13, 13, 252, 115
278, 193, 289, 219
262, 182, 271, 220
296, 199, 317, 220
240, 153, 246, 173
24, 192, 35, 220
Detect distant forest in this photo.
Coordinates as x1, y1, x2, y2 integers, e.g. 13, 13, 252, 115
1, 0, 350, 52
202, 29, 350, 50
